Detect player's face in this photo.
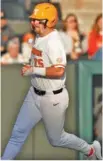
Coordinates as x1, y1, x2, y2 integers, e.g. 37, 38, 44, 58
30, 19, 46, 35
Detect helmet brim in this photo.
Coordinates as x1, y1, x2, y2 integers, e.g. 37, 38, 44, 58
29, 14, 36, 19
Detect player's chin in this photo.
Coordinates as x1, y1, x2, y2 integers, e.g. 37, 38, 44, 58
34, 27, 40, 34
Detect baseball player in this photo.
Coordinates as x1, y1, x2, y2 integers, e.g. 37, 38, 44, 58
2, 3, 102, 160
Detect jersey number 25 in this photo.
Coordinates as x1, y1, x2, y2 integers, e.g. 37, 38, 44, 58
32, 47, 44, 67
34, 58, 44, 67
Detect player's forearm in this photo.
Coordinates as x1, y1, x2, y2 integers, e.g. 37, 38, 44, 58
46, 66, 64, 78
22, 66, 65, 78
34, 66, 64, 78
22, 65, 65, 78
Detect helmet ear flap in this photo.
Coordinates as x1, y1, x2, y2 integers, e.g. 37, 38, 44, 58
47, 17, 57, 28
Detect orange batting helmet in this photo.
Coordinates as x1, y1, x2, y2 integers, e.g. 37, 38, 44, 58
29, 3, 58, 28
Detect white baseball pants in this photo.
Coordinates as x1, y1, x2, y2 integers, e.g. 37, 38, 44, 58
2, 86, 91, 159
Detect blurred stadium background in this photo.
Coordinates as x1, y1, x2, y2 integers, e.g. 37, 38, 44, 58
1, 0, 102, 34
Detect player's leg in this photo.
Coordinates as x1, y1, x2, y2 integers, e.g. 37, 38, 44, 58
41, 88, 101, 159
2, 87, 42, 160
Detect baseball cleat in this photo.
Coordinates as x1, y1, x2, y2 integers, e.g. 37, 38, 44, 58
87, 140, 102, 160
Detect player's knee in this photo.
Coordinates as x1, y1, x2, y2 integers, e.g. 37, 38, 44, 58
11, 125, 27, 143
49, 138, 60, 147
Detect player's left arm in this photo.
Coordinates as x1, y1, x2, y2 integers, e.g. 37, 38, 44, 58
21, 64, 65, 78
46, 65, 65, 78
46, 38, 66, 78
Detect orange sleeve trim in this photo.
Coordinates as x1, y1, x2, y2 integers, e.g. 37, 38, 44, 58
53, 64, 65, 68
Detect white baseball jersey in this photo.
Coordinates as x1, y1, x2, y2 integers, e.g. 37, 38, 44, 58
31, 30, 66, 91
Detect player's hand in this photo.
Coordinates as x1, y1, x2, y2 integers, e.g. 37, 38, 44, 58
21, 65, 33, 76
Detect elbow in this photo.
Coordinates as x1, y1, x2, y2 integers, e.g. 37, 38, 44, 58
46, 66, 65, 78
55, 68, 65, 78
